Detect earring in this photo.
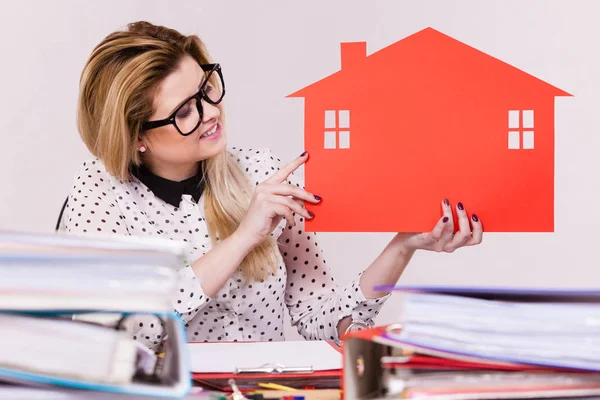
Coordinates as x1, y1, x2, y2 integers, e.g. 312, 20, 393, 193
138, 145, 147, 153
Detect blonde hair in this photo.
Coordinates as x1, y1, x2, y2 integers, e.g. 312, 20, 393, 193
76, 21, 278, 281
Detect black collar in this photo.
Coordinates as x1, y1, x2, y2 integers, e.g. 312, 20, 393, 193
130, 164, 205, 207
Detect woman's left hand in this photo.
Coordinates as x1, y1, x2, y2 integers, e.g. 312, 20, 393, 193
392, 199, 483, 254
353, 199, 483, 303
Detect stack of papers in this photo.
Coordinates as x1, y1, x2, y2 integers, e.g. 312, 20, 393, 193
390, 290, 600, 371
0, 314, 139, 385
0, 230, 184, 312
370, 286, 600, 399
0, 230, 191, 398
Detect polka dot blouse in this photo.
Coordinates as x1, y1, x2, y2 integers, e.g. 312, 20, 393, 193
59, 148, 390, 349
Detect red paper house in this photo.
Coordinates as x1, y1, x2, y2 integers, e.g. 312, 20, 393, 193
286, 27, 571, 233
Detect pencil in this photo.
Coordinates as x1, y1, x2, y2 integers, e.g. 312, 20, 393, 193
258, 382, 298, 391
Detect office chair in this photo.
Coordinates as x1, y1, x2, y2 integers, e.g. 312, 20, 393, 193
54, 196, 69, 232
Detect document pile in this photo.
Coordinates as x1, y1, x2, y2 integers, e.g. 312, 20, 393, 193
344, 286, 600, 400
0, 230, 192, 398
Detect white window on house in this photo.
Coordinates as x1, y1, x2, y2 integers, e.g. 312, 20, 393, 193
324, 110, 350, 149
508, 110, 534, 150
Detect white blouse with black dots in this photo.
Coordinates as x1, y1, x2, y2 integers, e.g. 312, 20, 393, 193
59, 148, 390, 349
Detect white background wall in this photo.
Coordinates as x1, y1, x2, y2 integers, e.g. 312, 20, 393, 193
0, 0, 598, 341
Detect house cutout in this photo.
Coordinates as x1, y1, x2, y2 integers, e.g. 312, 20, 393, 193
286, 27, 571, 233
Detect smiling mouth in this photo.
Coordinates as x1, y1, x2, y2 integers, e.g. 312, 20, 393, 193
201, 124, 218, 138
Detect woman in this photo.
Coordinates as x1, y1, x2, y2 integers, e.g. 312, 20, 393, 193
60, 21, 483, 349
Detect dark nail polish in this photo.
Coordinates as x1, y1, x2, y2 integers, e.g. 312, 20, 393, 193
314, 195, 322, 201
442, 216, 449, 223
458, 202, 464, 210
443, 199, 450, 206
308, 211, 315, 218
301, 151, 308, 157
472, 214, 479, 222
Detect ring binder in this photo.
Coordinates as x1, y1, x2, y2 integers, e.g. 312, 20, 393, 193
235, 364, 314, 374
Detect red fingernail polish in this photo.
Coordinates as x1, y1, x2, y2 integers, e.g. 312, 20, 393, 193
301, 151, 308, 157
442, 216, 449, 223
314, 195, 322, 201
472, 214, 479, 222
443, 199, 450, 206
458, 202, 464, 210
308, 211, 315, 218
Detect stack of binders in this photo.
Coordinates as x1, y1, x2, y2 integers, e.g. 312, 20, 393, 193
0, 230, 192, 399
343, 286, 600, 400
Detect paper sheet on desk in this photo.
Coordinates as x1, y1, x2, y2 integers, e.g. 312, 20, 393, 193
188, 341, 342, 373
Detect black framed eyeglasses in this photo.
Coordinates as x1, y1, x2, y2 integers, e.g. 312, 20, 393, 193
142, 63, 225, 136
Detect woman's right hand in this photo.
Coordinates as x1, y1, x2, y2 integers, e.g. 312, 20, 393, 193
234, 152, 321, 250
